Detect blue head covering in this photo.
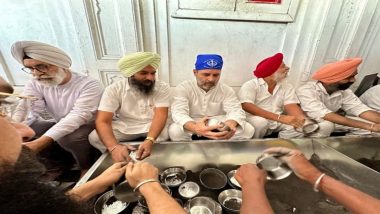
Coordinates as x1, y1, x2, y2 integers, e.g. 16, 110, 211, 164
194, 54, 223, 70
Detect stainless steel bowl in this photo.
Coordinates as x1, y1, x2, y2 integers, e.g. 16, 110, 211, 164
227, 170, 241, 189
207, 118, 221, 126
199, 168, 227, 190
183, 196, 222, 214
186, 196, 216, 214
256, 153, 292, 180
296, 118, 319, 134
178, 181, 200, 199
94, 190, 129, 214
218, 189, 242, 214
206, 119, 231, 132
114, 180, 141, 202
160, 166, 187, 187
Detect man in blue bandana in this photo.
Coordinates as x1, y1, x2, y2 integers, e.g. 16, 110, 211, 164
169, 54, 255, 141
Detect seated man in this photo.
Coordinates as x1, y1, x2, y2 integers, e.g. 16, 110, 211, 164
238, 53, 306, 139
89, 52, 170, 162
360, 84, 380, 112
169, 54, 255, 141
296, 58, 380, 137
11, 41, 103, 172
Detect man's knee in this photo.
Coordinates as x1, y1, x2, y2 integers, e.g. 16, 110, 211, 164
157, 125, 169, 141
88, 130, 106, 152
311, 121, 334, 138
62, 126, 93, 143
233, 122, 255, 140
248, 117, 269, 130
29, 120, 56, 137
169, 123, 190, 141
247, 116, 269, 138
57, 125, 94, 151
278, 127, 304, 138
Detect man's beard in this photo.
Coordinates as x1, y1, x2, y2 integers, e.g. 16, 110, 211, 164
196, 78, 216, 92
35, 68, 66, 87
273, 72, 287, 83
129, 77, 155, 95
338, 82, 354, 90
325, 82, 353, 94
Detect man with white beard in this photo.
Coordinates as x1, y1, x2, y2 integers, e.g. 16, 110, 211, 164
238, 53, 306, 138
11, 41, 103, 173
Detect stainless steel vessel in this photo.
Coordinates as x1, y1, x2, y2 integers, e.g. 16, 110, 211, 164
77, 138, 380, 213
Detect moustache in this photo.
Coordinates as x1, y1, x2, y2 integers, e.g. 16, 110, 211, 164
204, 81, 215, 85
34, 75, 53, 80
142, 80, 154, 85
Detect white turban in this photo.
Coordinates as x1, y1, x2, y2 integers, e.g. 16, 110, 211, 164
11, 41, 72, 69
118, 52, 160, 77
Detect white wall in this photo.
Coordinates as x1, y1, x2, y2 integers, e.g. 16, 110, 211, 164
0, 0, 85, 86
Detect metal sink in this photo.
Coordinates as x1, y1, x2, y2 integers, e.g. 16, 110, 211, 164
313, 136, 380, 162
77, 138, 380, 213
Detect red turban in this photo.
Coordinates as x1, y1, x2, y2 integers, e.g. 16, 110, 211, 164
254, 53, 283, 78
312, 58, 362, 83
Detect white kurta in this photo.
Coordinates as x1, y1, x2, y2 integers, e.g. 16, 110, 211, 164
98, 79, 170, 134
171, 80, 246, 127
238, 78, 299, 113
13, 72, 103, 141
238, 78, 302, 138
360, 85, 380, 112
296, 81, 371, 121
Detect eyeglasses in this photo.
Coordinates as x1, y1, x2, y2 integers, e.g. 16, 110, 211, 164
21, 64, 50, 74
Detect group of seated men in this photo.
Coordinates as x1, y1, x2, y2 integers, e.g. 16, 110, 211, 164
1, 114, 380, 213
4, 40, 380, 173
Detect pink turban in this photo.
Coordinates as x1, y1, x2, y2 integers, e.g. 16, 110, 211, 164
254, 53, 283, 78
312, 58, 362, 83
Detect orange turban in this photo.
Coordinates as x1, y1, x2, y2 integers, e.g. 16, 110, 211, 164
312, 58, 362, 83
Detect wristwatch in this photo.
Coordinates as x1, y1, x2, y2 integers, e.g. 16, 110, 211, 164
145, 136, 156, 144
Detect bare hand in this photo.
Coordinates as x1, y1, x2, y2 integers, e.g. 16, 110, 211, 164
110, 144, 136, 162
222, 120, 238, 139
280, 115, 305, 128
22, 141, 41, 153
136, 140, 153, 160
371, 124, 380, 132
11, 122, 35, 141
125, 162, 159, 188
94, 162, 127, 191
263, 147, 321, 183
22, 138, 49, 153
193, 117, 229, 139
235, 163, 266, 188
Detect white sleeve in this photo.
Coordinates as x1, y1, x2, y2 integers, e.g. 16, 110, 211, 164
97, 84, 121, 113
238, 81, 257, 104
171, 84, 194, 127
44, 80, 103, 141
296, 84, 333, 120
223, 86, 246, 126
342, 90, 372, 116
360, 86, 380, 112
283, 84, 300, 105
154, 82, 170, 107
